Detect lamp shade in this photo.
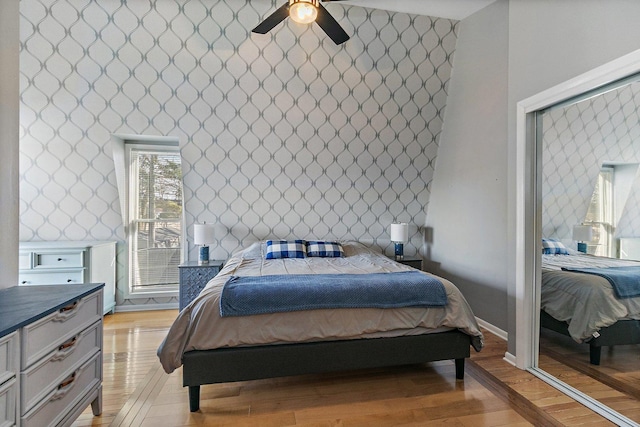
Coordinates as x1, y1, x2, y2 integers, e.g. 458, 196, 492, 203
573, 224, 593, 242
193, 223, 215, 245
390, 223, 409, 243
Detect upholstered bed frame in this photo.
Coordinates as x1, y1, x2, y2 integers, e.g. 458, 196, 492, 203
540, 310, 640, 365
183, 330, 472, 412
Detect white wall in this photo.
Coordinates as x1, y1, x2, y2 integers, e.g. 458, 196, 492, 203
0, 0, 19, 290
426, 0, 509, 329
506, 0, 640, 354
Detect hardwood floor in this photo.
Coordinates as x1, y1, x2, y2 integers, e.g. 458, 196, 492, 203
539, 327, 640, 423
72, 310, 614, 426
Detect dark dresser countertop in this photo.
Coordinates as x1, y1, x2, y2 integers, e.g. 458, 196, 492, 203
0, 283, 104, 338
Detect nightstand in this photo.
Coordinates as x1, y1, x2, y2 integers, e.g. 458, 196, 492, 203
178, 261, 224, 310
395, 258, 423, 270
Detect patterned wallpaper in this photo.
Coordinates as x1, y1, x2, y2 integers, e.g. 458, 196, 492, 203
19, 0, 458, 306
542, 80, 640, 247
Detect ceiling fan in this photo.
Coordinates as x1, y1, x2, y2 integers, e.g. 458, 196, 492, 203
252, 0, 350, 45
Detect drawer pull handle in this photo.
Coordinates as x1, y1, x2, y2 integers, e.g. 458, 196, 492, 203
60, 301, 78, 313
58, 336, 77, 351
58, 373, 76, 390
51, 372, 78, 401
58, 258, 63, 261
21, 280, 27, 284
67, 279, 73, 282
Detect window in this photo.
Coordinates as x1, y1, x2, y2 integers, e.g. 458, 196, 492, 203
127, 145, 183, 294
584, 167, 614, 257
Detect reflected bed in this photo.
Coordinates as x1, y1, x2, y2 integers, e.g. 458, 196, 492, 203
541, 251, 640, 364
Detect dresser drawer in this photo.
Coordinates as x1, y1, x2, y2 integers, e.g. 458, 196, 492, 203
21, 321, 101, 413
22, 292, 101, 368
19, 252, 31, 270
21, 351, 101, 427
0, 377, 17, 427
19, 270, 85, 286
33, 251, 84, 269
0, 333, 17, 387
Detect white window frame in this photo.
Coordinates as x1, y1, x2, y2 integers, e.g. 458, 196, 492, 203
111, 134, 184, 300
127, 145, 183, 296
584, 167, 614, 258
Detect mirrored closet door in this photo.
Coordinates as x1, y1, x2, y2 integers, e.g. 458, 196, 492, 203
536, 73, 640, 424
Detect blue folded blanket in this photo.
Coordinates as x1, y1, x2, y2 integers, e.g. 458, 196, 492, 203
562, 266, 640, 299
220, 271, 447, 317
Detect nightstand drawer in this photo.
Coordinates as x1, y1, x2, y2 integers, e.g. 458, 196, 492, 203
0, 333, 17, 387
21, 351, 101, 427
19, 270, 85, 286
21, 321, 101, 413
33, 251, 84, 269
22, 292, 101, 368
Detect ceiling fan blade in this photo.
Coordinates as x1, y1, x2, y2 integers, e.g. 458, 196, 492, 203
252, 2, 290, 34
315, 3, 350, 45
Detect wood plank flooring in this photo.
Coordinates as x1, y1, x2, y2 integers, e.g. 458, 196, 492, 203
72, 310, 614, 426
539, 327, 640, 423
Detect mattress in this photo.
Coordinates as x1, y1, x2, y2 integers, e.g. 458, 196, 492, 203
541, 252, 640, 342
158, 241, 484, 373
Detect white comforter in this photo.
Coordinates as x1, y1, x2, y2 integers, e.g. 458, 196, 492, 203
541, 252, 640, 342
158, 241, 484, 373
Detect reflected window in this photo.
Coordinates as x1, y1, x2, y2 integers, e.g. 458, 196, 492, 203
584, 167, 614, 257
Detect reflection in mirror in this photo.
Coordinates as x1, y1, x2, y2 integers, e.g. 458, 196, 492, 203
538, 75, 640, 423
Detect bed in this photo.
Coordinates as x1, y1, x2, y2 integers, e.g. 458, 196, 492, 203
157, 241, 484, 412
540, 246, 640, 365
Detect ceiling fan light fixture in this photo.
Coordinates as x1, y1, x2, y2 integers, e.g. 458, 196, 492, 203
289, 0, 319, 24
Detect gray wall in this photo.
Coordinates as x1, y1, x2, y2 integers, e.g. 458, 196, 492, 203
426, 0, 509, 330
0, 0, 19, 290
18, 0, 458, 306
506, 0, 640, 354
428, 0, 640, 344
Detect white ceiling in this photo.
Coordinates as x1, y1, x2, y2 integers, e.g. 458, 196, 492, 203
334, 0, 498, 20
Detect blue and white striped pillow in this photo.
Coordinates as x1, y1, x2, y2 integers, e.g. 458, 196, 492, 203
265, 240, 306, 259
542, 238, 569, 255
306, 241, 344, 257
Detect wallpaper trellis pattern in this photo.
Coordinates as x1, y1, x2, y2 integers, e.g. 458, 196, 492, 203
542, 81, 640, 247
19, 0, 458, 306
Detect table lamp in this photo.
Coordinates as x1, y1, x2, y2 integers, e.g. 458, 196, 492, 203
573, 224, 593, 253
390, 222, 409, 261
194, 223, 215, 264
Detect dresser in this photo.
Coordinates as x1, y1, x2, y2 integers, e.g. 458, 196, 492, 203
19, 242, 116, 314
0, 284, 103, 427
178, 261, 224, 311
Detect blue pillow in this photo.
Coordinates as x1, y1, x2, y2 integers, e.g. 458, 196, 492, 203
265, 240, 306, 259
306, 241, 344, 257
542, 238, 569, 255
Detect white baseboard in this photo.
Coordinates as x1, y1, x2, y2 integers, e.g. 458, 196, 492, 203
114, 303, 178, 312
475, 317, 517, 367
503, 352, 516, 367
476, 317, 508, 341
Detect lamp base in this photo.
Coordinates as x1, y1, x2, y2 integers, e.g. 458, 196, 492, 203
577, 242, 587, 253
394, 243, 404, 261
199, 245, 210, 264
